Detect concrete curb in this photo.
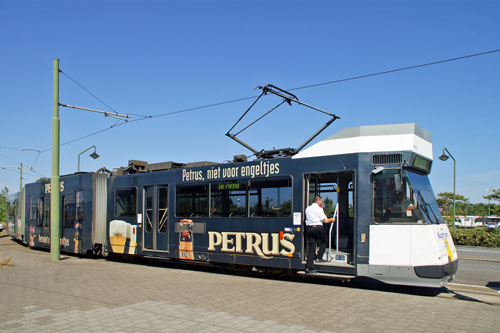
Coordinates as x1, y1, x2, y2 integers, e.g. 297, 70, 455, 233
458, 256, 500, 263
444, 283, 500, 305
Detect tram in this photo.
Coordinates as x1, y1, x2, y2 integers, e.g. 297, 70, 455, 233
7, 122, 458, 287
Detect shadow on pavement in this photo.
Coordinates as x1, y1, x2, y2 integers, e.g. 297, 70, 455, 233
486, 281, 500, 290
447, 290, 496, 305
6, 237, 495, 304
106, 254, 449, 299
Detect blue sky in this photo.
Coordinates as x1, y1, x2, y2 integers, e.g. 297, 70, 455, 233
0, 0, 499, 203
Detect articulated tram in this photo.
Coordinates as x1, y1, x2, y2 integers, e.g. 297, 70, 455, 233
7, 123, 458, 287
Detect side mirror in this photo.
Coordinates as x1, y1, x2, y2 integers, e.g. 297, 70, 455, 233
394, 174, 402, 193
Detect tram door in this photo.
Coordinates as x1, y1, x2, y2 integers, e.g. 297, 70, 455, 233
143, 185, 169, 251
306, 172, 355, 254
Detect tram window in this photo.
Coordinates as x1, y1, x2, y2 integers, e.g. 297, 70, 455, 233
210, 182, 248, 217
348, 182, 354, 218
76, 190, 85, 222
115, 187, 137, 218
8, 202, 16, 222
158, 187, 168, 233
145, 187, 153, 233
308, 179, 337, 217
37, 198, 44, 227
30, 198, 37, 221
176, 184, 208, 217
373, 170, 419, 223
249, 177, 292, 218
6, 203, 11, 222
62, 194, 76, 228
43, 198, 50, 228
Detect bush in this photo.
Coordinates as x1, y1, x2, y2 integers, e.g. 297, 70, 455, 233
450, 227, 500, 248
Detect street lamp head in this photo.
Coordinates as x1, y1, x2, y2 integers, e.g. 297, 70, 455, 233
439, 148, 450, 161
438, 153, 449, 161
89, 152, 100, 159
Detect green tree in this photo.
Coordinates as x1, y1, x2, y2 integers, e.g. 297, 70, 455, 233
0, 186, 8, 223
436, 192, 469, 216
436, 192, 469, 207
323, 197, 334, 217
484, 188, 500, 204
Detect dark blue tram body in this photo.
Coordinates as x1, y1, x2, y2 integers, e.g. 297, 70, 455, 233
12, 124, 458, 287
105, 155, 357, 277
22, 173, 95, 255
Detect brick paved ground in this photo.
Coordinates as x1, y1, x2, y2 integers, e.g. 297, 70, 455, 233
0, 235, 499, 333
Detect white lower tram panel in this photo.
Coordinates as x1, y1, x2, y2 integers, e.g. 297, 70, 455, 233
358, 224, 458, 287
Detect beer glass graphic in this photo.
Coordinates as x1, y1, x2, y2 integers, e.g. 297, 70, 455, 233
74, 223, 82, 253
179, 219, 194, 260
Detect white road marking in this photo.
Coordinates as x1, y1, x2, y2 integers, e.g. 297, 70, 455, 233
448, 282, 500, 291
457, 248, 500, 254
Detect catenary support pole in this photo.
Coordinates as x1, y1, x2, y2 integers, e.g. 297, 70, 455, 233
19, 163, 22, 192
51, 58, 60, 262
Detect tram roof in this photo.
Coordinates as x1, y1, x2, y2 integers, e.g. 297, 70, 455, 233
293, 123, 433, 160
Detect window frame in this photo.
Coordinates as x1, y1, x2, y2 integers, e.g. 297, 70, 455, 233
157, 186, 169, 233
62, 194, 77, 228
209, 181, 249, 218
75, 189, 85, 223
30, 197, 37, 221
43, 196, 50, 229
248, 176, 294, 219
174, 183, 209, 218
372, 168, 426, 224
36, 197, 44, 227
175, 175, 294, 219
115, 186, 138, 219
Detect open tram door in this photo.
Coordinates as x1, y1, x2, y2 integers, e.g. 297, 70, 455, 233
304, 171, 355, 268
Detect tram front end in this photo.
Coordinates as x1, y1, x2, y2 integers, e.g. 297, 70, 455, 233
358, 127, 458, 287
294, 123, 458, 287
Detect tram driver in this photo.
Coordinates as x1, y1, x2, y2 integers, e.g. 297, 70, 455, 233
305, 196, 336, 273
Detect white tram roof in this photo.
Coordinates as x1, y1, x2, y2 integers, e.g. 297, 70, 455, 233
293, 123, 433, 160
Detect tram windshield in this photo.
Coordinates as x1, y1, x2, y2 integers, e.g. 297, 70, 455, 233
373, 169, 443, 224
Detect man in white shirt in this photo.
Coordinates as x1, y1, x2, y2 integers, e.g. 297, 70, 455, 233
305, 195, 336, 273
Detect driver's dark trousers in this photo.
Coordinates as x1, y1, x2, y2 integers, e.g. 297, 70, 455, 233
306, 225, 327, 270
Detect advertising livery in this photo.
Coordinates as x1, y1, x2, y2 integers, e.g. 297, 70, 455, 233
7, 123, 458, 288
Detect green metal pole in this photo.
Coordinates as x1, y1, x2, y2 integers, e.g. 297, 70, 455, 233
51, 58, 60, 262
19, 162, 22, 192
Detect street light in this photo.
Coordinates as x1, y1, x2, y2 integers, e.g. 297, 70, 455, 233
78, 146, 100, 172
439, 148, 456, 232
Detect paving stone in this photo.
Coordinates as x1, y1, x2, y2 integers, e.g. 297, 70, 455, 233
1, 236, 500, 333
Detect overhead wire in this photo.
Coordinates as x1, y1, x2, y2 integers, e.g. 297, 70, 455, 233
287, 48, 500, 92
0, 167, 39, 181
2, 48, 499, 187
0, 152, 21, 165
60, 70, 152, 119
14, 48, 500, 154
